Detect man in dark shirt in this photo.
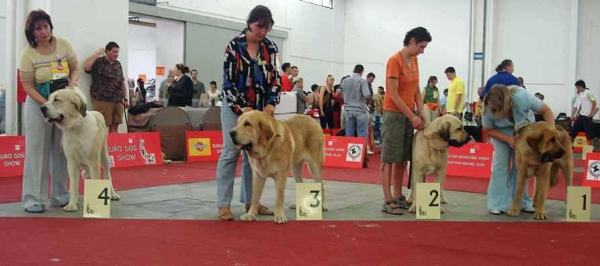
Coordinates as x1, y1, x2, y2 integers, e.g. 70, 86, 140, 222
83, 42, 129, 133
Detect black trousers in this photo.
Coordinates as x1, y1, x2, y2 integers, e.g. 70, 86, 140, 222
570, 115, 591, 140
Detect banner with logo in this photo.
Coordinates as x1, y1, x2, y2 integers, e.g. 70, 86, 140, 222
582, 152, 600, 188
0, 136, 26, 178
445, 142, 494, 179
107, 132, 163, 168
323, 136, 366, 169
186, 131, 223, 162
573, 132, 588, 152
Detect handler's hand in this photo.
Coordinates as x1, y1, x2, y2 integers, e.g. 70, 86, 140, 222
264, 104, 275, 116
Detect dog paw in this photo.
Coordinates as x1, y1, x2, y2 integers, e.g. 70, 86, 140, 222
406, 196, 414, 205
274, 213, 288, 224
63, 202, 79, 212
408, 204, 416, 213
111, 192, 120, 201
533, 212, 548, 220
288, 203, 296, 209
240, 213, 259, 222
441, 196, 448, 204
322, 204, 329, 212
81, 170, 90, 179
506, 208, 520, 217
440, 207, 445, 214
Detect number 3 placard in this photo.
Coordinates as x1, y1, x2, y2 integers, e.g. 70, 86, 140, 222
416, 183, 441, 220
83, 179, 112, 219
567, 186, 591, 222
295, 183, 323, 221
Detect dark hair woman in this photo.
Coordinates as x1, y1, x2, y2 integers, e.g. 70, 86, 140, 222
480, 59, 520, 100
168, 63, 194, 107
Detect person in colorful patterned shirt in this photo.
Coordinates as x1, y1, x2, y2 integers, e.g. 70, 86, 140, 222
216, 5, 282, 221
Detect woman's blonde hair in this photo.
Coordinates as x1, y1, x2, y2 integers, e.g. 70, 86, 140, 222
482, 84, 518, 118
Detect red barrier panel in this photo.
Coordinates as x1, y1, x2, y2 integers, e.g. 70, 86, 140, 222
186, 131, 223, 162
0, 136, 26, 178
582, 152, 600, 188
107, 132, 163, 168
323, 136, 366, 169
446, 142, 494, 179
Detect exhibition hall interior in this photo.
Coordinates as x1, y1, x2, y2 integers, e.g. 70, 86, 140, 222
1, 0, 600, 264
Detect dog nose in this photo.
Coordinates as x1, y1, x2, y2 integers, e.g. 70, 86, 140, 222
229, 131, 238, 144
40, 106, 47, 116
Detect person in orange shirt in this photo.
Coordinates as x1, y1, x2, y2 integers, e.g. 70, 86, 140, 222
380, 27, 431, 215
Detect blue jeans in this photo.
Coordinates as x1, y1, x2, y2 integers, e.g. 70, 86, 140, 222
373, 113, 381, 141
345, 108, 369, 139
216, 100, 253, 208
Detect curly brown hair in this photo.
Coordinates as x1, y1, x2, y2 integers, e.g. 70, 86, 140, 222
25, 9, 54, 48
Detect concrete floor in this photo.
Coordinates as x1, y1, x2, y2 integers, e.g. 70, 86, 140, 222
1, 177, 598, 223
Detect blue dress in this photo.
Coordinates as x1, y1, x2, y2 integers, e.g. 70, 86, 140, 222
481, 86, 543, 212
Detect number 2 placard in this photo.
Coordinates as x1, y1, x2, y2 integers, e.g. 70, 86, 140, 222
416, 183, 441, 220
83, 179, 112, 219
295, 183, 323, 221
567, 186, 591, 222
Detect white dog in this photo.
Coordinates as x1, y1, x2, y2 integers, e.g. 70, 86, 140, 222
41, 86, 119, 212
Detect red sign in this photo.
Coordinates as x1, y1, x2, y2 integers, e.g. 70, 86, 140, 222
331, 128, 341, 136
186, 131, 223, 162
322, 129, 331, 137
323, 136, 366, 169
582, 152, 600, 188
107, 132, 163, 168
0, 136, 26, 178
446, 142, 494, 178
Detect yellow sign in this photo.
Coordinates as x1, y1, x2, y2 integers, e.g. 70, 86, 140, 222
582, 145, 594, 160
51, 59, 70, 80
295, 182, 323, 221
574, 135, 588, 148
188, 138, 212, 156
83, 179, 112, 219
566, 186, 591, 222
416, 183, 441, 220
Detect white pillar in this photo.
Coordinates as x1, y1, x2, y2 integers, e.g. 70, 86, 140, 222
5, 0, 17, 135
566, 0, 579, 114
483, 0, 495, 85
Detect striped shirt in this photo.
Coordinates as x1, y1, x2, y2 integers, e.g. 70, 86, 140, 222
19, 37, 78, 85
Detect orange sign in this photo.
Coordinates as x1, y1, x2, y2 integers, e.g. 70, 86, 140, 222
323, 136, 366, 169
156, 66, 165, 76
186, 131, 223, 162
582, 152, 600, 188
445, 142, 494, 179
138, 74, 147, 82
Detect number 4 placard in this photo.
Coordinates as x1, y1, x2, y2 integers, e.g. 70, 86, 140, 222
83, 179, 112, 218
295, 183, 323, 221
566, 186, 591, 222
416, 183, 441, 220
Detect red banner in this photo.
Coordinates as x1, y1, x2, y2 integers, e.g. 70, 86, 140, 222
0, 136, 26, 178
107, 132, 163, 168
582, 152, 600, 188
446, 142, 494, 178
186, 131, 223, 162
322, 129, 331, 137
323, 136, 366, 169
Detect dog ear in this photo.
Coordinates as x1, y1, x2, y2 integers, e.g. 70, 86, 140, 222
78, 98, 87, 117
438, 121, 451, 142
526, 131, 544, 150
258, 119, 274, 142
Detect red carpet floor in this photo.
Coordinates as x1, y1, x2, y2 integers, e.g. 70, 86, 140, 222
0, 217, 597, 266
0, 154, 597, 204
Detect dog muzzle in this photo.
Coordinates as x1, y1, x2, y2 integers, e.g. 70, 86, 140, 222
47, 114, 64, 124
539, 153, 554, 163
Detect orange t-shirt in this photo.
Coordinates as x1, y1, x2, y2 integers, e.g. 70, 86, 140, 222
383, 52, 419, 112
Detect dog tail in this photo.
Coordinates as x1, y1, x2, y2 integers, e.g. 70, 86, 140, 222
550, 163, 560, 187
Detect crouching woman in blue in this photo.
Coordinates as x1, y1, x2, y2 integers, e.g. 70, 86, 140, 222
482, 84, 555, 215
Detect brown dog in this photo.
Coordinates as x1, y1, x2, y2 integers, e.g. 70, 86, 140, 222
507, 122, 573, 220
229, 111, 326, 224
407, 114, 472, 213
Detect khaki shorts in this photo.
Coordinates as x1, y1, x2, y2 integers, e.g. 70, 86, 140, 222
93, 100, 124, 126
381, 111, 414, 163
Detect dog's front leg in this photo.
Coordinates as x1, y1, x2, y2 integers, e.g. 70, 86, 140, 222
434, 169, 447, 213
408, 168, 421, 213
533, 167, 551, 220
240, 172, 265, 222
274, 172, 288, 224
101, 148, 119, 201
63, 161, 80, 212
507, 166, 528, 217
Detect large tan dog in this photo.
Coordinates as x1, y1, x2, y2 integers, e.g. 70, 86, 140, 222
407, 114, 471, 213
507, 122, 573, 220
41, 87, 119, 212
229, 110, 326, 224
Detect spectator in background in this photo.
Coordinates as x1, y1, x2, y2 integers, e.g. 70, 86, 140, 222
534, 92, 545, 122
307, 83, 319, 109
422, 75, 441, 123
440, 88, 448, 113
159, 73, 174, 106
137, 78, 147, 103
341, 64, 372, 142
444, 67, 465, 118
373, 86, 385, 143
481, 59, 520, 100
281, 63, 293, 92
292, 77, 308, 114
518, 76, 525, 89
190, 69, 206, 106
290, 66, 299, 79
318, 75, 335, 128
207, 81, 221, 106
168, 63, 194, 107
571, 80, 596, 142
0, 86, 5, 134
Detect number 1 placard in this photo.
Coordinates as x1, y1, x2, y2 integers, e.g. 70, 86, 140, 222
416, 183, 441, 220
83, 179, 112, 218
295, 182, 323, 221
566, 186, 591, 222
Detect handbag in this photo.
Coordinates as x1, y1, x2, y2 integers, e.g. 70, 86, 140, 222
50, 78, 69, 93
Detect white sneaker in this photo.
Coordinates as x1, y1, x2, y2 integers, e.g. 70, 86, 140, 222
367, 150, 375, 155
522, 206, 535, 213
489, 209, 502, 215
